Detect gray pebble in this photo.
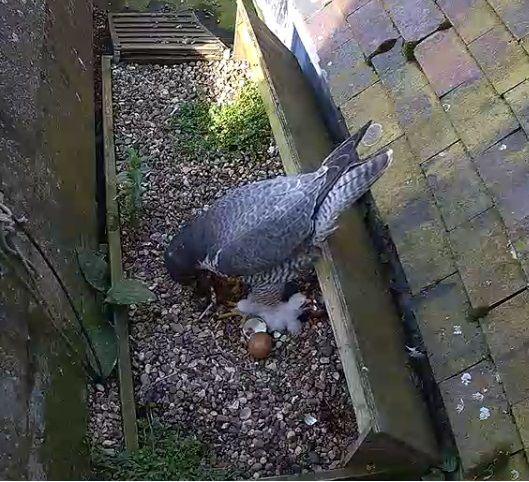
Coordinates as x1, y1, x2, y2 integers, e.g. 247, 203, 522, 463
240, 407, 252, 420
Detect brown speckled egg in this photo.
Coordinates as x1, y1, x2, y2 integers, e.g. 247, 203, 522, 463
248, 332, 272, 359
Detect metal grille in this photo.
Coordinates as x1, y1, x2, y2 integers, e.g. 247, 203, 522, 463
108, 11, 227, 63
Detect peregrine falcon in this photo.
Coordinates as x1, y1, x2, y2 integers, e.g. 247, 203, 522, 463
165, 121, 392, 333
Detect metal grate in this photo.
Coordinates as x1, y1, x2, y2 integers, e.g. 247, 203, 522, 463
108, 11, 227, 63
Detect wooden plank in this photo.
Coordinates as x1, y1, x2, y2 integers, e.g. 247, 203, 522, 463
115, 26, 199, 33
122, 50, 220, 55
114, 21, 198, 28
119, 42, 223, 50
115, 24, 200, 29
114, 26, 197, 32
109, 10, 226, 62
120, 54, 220, 61
119, 43, 219, 50
116, 30, 210, 37
123, 52, 223, 58
101, 55, 139, 452
108, 14, 121, 62
115, 22, 199, 27
112, 12, 196, 18
121, 52, 220, 61
114, 23, 198, 29
119, 37, 219, 44
116, 35, 216, 46
114, 20, 198, 26
112, 12, 196, 19
112, 17, 196, 24
122, 55, 223, 63
116, 33, 213, 40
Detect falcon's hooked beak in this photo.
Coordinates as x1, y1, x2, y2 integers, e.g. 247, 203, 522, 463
164, 238, 200, 282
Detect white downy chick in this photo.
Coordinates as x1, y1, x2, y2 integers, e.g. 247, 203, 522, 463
237, 293, 307, 334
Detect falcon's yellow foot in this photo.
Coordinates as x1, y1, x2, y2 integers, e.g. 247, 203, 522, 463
217, 310, 244, 320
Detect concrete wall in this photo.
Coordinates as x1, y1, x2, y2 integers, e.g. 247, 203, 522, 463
253, 0, 348, 141
253, 0, 292, 46
0, 0, 98, 478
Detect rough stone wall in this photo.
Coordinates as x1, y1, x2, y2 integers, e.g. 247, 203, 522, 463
0, 0, 98, 478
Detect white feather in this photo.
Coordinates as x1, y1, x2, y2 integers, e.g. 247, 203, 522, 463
237, 293, 307, 334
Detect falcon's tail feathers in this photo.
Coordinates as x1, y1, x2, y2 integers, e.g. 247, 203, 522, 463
313, 149, 393, 243
321, 121, 373, 168
314, 121, 373, 214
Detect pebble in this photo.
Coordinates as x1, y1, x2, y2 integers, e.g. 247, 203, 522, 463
308, 452, 320, 464
240, 407, 252, 420
87, 377, 124, 451
320, 343, 333, 357
171, 323, 184, 333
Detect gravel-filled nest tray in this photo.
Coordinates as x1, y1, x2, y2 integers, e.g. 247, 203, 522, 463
89, 56, 359, 480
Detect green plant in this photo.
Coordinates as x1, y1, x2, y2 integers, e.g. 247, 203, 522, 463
91, 419, 231, 480
172, 82, 271, 156
174, 100, 214, 154
209, 82, 271, 153
76, 248, 156, 380
117, 148, 149, 225
77, 249, 156, 305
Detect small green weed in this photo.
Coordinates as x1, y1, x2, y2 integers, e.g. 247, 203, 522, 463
209, 82, 271, 153
92, 419, 230, 480
173, 101, 213, 154
117, 148, 149, 225
172, 82, 271, 156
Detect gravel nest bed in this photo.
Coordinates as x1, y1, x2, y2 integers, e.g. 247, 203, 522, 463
89, 58, 357, 478
88, 379, 123, 451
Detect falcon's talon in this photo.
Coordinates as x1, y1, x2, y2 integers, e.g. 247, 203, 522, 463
197, 302, 215, 322
217, 310, 243, 320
